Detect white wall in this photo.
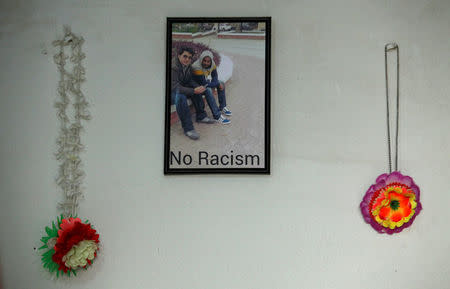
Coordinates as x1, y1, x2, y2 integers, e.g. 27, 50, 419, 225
1, 0, 449, 288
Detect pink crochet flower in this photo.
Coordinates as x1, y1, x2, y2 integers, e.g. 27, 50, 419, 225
360, 171, 422, 234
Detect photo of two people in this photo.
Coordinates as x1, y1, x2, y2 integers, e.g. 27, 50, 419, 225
172, 48, 231, 140
164, 18, 271, 174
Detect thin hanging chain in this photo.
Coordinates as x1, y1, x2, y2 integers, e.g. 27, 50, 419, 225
53, 26, 90, 218
385, 43, 399, 173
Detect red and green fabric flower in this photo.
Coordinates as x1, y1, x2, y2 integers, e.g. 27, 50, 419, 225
40, 216, 100, 277
360, 171, 422, 234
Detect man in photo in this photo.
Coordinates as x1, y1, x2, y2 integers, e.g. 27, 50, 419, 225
171, 47, 215, 140
192, 50, 232, 123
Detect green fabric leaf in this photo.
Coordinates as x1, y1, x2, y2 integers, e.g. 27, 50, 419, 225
43, 249, 54, 258
46, 261, 56, 272
40, 216, 69, 277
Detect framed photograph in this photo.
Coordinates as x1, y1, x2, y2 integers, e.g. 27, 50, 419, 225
164, 17, 271, 174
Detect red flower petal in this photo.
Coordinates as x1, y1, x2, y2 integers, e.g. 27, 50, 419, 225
52, 218, 99, 272
400, 198, 410, 208
391, 213, 403, 222
403, 206, 412, 217
379, 207, 390, 220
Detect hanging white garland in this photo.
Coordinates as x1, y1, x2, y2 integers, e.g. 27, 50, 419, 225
39, 26, 100, 278
53, 26, 90, 217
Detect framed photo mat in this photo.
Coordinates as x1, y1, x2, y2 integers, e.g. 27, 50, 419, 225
164, 17, 271, 174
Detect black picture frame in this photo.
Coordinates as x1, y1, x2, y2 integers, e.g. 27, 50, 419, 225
164, 17, 271, 174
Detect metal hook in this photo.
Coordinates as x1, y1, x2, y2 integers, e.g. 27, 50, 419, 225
385, 43, 398, 52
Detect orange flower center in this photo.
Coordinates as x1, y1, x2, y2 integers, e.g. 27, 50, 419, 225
390, 199, 400, 210
369, 183, 417, 229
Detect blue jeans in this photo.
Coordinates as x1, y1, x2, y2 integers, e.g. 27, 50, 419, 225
216, 82, 227, 111
171, 92, 206, 133
207, 82, 227, 111
199, 88, 221, 120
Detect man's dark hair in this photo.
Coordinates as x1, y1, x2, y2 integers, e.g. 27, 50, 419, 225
178, 46, 194, 56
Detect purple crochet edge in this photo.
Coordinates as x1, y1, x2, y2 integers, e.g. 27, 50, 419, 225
360, 171, 422, 234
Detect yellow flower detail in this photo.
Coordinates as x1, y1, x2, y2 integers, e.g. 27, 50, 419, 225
62, 240, 98, 268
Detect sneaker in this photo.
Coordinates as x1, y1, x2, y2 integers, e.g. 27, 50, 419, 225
216, 115, 231, 124
197, 116, 215, 124
222, 107, 232, 116
185, 130, 199, 140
